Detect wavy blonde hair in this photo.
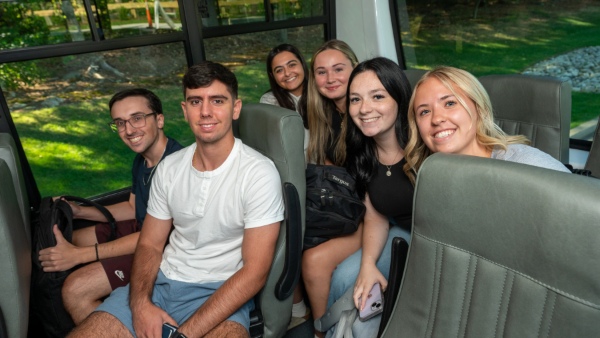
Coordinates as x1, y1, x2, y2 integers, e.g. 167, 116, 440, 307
305, 40, 358, 165
403, 66, 529, 183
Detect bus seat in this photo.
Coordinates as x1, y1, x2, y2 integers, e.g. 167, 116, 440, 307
0, 159, 31, 338
380, 153, 600, 338
235, 103, 306, 338
404, 69, 427, 90
0, 133, 31, 243
479, 74, 571, 163
584, 118, 600, 178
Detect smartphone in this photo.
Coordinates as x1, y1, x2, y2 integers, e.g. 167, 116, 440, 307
358, 283, 384, 322
162, 323, 178, 338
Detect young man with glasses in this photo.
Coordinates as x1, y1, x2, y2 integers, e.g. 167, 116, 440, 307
38, 88, 183, 325
69, 61, 284, 338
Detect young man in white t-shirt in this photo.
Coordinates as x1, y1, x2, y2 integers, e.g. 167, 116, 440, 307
69, 61, 285, 338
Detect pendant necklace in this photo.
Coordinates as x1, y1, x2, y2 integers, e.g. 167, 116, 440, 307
143, 145, 167, 186
384, 150, 401, 177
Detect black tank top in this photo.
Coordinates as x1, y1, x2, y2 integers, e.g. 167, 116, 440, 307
367, 158, 414, 231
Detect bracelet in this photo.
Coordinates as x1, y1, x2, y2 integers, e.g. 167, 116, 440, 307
95, 243, 99, 262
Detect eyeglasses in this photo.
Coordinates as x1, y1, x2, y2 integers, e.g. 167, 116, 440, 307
108, 112, 157, 132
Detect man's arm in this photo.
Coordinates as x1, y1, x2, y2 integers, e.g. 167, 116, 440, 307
177, 221, 280, 337
65, 192, 136, 222
129, 214, 177, 337
39, 193, 139, 271
39, 228, 140, 272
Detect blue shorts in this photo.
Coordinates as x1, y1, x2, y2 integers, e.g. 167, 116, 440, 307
95, 269, 254, 335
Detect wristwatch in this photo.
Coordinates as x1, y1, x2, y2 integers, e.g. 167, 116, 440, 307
171, 330, 188, 338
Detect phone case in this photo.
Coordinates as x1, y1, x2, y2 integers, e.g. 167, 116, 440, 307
358, 283, 384, 322
162, 323, 178, 338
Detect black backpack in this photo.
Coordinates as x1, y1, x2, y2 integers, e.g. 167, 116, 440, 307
30, 196, 115, 338
304, 164, 366, 250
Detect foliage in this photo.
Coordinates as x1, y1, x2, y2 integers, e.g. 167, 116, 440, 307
0, 3, 53, 89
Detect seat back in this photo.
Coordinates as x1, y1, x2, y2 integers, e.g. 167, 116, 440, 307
0, 133, 31, 242
382, 153, 600, 338
0, 159, 31, 338
404, 69, 427, 90
584, 118, 600, 178
479, 74, 571, 163
235, 103, 306, 338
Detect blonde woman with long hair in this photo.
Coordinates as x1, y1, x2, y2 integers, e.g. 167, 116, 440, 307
403, 66, 570, 182
300, 39, 360, 337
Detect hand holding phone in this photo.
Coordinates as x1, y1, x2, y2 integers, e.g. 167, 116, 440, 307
162, 323, 178, 338
358, 283, 384, 322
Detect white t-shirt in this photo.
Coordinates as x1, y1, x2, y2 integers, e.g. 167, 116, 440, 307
259, 91, 301, 109
491, 144, 571, 173
147, 138, 284, 283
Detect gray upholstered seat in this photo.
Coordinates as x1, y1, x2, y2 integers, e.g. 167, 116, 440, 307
234, 103, 306, 338
584, 118, 600, 178
0, 159, 31, 338
404, 69, 427, 90
0, 133, 31, 242
479, 74, 571, 163
381, 153, 600, 338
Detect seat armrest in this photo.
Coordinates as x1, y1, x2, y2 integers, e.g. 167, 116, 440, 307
378, 236, 409, 337
275, 182, 303, 300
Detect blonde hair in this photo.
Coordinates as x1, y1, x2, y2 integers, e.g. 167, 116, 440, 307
403, 66, 529, 183
305, 40, 358, 165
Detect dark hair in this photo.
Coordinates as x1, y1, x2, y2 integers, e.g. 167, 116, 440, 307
109, 88, 163, 115
345, 57, 412, 199
265, 43, 309, 112
182, 61, 238, 99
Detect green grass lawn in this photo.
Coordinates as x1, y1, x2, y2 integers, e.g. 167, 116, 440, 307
406, 3, 600, 128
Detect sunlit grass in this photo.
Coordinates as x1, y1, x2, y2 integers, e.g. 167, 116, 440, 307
13, 88, 193, 197
408, 3, 600, 126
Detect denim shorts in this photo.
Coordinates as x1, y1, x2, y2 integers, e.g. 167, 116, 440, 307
95, 269, 254, 335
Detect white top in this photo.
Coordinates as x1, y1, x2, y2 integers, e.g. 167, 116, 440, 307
491, 144, 571, 173
148, 138, 284, 283
259, 91, 301, 109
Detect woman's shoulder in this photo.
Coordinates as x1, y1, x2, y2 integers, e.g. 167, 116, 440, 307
259, 91, 279, 106
494, 144, 571, 173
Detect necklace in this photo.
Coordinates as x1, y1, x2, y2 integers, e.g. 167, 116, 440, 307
383, 149, 401, 177
143, 144, 167, 186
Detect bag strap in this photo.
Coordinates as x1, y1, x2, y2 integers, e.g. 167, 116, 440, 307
61, 196, 118, 241
314, 287, 356, 332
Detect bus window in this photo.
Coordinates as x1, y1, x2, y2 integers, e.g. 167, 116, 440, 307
0, 0, 94, 48
394, 0, 600, 141
204, 25, 324, 102
200, 0, 324, 27
0, 0, 181, 48
2, 43, 191, 198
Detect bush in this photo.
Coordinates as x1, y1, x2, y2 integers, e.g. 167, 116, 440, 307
0, 3, 51, 89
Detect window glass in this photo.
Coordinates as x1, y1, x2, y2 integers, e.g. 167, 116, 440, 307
202, 0, 267, 26
396, 0, 600, 139
201, 0, 324, 27
0, 0, 181, 49
0, 0, 93, 48
2, 43, 191, 197
99, 0, 182, 38
204, 25, 324, 102
272, 0, 324, 21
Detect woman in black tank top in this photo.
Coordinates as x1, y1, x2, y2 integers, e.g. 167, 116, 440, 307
331, 58, 413, 335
